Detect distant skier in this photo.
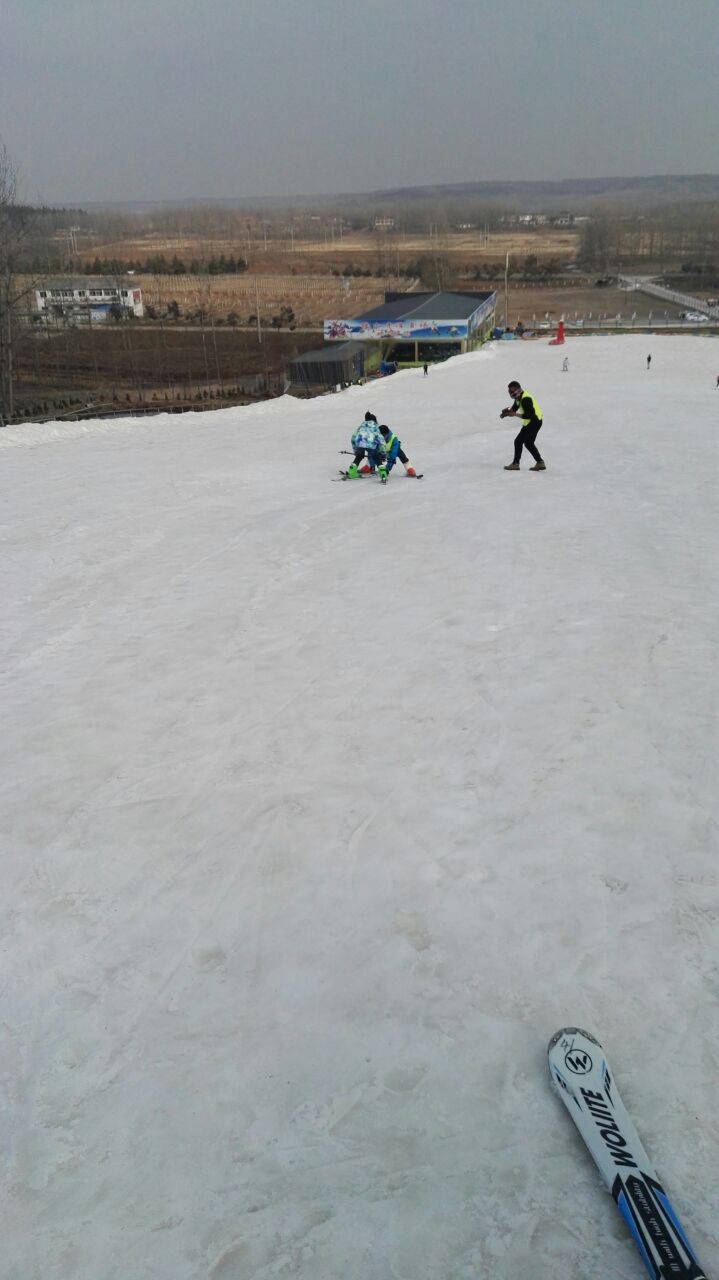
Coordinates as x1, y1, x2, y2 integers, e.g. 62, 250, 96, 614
647, 354, 652, 370
423, 363, 429, 376
562, 357, 569, 372
501, 381, 546, 471
346, 412, 387, 479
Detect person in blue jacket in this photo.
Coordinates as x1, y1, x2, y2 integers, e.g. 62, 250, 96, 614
376, 424, 417, 476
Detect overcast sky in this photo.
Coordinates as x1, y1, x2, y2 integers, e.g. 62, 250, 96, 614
2, 0, 718, 205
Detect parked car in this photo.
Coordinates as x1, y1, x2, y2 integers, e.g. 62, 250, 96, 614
679, 311, 709, 322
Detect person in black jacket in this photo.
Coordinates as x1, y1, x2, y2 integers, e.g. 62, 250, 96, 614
500, 381, 546, 471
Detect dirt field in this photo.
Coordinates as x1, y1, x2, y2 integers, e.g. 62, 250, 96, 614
498, 283, 690, 326
135, 275, 689, 327
12, 328, 320, 415
79, 228, 579, 274
136, 273, 401, 326
281, 228, 578, 259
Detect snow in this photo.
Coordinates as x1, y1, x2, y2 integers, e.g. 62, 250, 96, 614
2, 335, 717, 1280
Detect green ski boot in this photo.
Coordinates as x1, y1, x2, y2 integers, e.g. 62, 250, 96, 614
378, 464, 388, 484
346, 463, 360, 478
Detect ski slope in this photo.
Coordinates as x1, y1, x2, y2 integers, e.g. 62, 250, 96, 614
2, 336, 717, 1280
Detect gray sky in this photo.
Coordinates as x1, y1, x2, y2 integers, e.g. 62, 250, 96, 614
2, 0, 718, 204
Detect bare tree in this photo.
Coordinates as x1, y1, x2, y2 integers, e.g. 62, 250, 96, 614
0, 140, 36, 425
0, 141, 20, 424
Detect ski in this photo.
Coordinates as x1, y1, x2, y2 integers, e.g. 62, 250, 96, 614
548, 1027, 708, 1279
332, 470, 423, 481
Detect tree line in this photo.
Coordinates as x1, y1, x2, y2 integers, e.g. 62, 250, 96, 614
18, 252, 250, 276
577, 207, 719, 278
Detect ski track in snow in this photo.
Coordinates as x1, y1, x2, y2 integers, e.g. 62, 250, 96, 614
1, 336, 717, 1279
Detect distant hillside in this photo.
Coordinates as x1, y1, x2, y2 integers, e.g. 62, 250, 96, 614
77, 173, 719, 215
342, 174, 719, 210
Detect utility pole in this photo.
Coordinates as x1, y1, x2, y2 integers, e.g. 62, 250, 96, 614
254, 275, 261, 344
504, 252, 509, 328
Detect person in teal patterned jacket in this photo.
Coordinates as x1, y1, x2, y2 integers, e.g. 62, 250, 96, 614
346, 412, 387, 478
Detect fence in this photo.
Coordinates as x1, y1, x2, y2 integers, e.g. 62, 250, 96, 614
618, 275, 719, 319
510, 316, 719, 333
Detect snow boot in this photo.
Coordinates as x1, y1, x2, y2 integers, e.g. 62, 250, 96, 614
405, 464, 417, 477
359, 463, 373, 474
346, 463, 360, 478
529, 461, 546, 471
378, 464, 388, 483
504, 463, 520, 471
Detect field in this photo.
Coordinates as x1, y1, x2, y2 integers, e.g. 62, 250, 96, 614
80, 227, 579, 273
12, 328, 321, 416
498, 283, 691, 326
138, 275, 683, 330
136, 274, 403, 327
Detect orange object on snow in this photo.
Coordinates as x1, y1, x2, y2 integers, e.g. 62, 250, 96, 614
549, 320, 565, 346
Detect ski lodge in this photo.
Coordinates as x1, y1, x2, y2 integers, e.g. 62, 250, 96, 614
287, 289, 496, 392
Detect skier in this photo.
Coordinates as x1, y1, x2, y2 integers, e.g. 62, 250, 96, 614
423, 363, 429, 376
647, 354, 652, 370
374, 424, 417, 476
562, 357, 569, 372
346, 412, 387, 479
500, 381, 546, 471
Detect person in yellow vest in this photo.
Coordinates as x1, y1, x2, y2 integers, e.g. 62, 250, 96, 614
500, 380, 546, 471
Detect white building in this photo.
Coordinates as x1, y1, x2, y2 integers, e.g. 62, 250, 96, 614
34, 277, 144, 322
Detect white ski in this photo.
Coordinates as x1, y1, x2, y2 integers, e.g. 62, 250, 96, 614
548, 1027, 708, 1279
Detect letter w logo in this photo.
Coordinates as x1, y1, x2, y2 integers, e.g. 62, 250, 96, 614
566, 1049, 593, 1075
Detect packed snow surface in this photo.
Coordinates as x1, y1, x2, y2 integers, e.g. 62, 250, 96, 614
2, 336, 718, 1279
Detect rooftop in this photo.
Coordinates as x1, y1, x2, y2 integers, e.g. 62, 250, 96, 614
354, 290, 494, 323
37, 277, 139, 290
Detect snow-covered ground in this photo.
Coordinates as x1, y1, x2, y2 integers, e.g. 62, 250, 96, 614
2, 335, 718, 1280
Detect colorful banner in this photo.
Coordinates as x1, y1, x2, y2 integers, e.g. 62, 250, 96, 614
324, 296, 495, 343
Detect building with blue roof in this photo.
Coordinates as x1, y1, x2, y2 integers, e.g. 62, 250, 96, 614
323, 289, 496, 364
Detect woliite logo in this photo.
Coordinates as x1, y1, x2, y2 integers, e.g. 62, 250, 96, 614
565, 1046, 593, 1075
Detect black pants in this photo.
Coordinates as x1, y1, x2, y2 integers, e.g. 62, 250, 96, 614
356, 446, 408, 468
513, 421, 543, 465
353, 447, 384, 468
